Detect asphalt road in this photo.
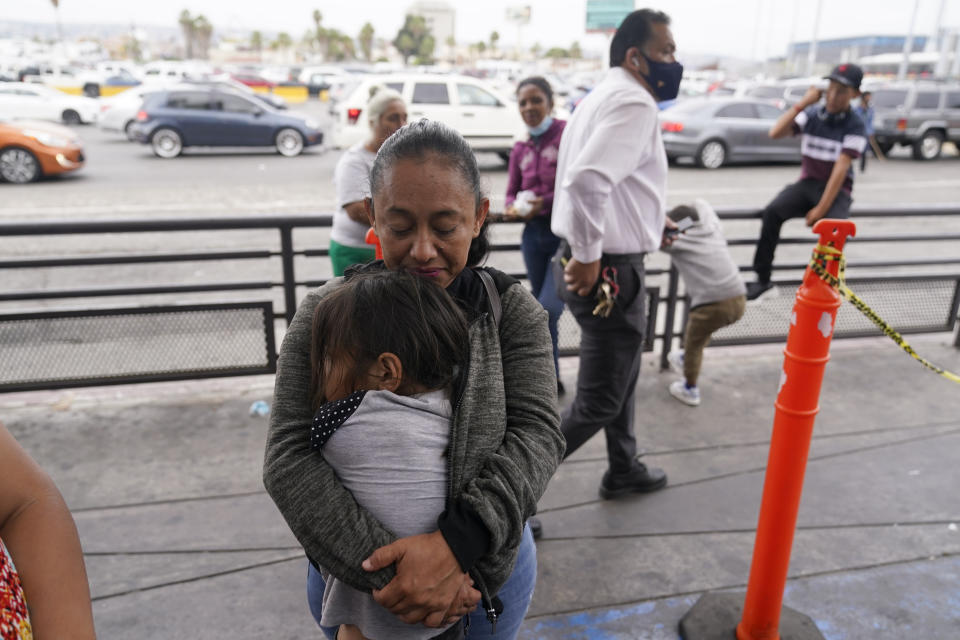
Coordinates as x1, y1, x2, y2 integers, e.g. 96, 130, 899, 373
1, 114, 958, 316
2, 109, 959, 221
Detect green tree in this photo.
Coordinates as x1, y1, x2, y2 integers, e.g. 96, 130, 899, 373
415, 33, 435, 64
359, 22, 375, 61
393, 14, 431, 64
325, 29, 356, 61
312, 9, 328, 58
272, 31, 293, 52
476, 41, 487, 55
193, 15, 212, 59
489, 30, 499, 53
545, 47, 568, 59
569, 41, 582, 59
250, 30, 263, 54
178, 9, 195, 59
530, 42, 542, 58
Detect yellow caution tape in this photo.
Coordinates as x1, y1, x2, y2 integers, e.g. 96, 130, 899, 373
809, 244, 960, 384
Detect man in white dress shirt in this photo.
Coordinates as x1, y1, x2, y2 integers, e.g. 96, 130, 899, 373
551, 8, 679, 499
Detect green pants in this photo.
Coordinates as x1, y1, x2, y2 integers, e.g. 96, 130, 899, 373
329, 239, 376, 277
683, 295, 746, 386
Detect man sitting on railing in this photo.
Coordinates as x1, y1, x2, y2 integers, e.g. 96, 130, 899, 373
747, 63, 867, 302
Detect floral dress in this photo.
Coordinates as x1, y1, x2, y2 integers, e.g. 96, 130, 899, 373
0, 539, 32, 640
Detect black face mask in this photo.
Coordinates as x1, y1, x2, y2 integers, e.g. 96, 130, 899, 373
635, 52, 684, 102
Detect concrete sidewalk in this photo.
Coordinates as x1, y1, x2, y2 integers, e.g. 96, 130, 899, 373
2, 332, 959, 639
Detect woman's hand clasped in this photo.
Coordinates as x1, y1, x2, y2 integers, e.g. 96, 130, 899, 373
363, 530, 481, 627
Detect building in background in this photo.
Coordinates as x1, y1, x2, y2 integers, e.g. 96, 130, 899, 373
408, 1, 455, 51
786, 35, 928, 69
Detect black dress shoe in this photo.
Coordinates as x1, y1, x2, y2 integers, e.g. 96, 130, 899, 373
529, 517, 543, 540
599, 461, 667, 499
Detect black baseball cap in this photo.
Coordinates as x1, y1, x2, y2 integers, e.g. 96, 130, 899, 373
823, 63, 863, 90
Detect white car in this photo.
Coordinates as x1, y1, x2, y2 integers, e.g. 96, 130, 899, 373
0, 82, 99, 124
98, 83, 181, 139
332, 73, 526, 158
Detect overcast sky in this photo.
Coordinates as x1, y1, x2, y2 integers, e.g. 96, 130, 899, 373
6, 0, 959, 60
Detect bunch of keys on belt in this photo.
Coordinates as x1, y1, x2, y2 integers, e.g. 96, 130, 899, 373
593, 266, 620, 318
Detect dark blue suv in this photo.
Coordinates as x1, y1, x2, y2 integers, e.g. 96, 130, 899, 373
130, 88, 323, 158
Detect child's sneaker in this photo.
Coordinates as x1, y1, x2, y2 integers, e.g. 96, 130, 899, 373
669, 380, 701, 406
667, 350, 684, 375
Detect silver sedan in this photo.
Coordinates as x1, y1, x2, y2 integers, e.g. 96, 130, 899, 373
659, 97, 801, 169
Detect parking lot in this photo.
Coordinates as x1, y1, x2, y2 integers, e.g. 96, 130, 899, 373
3, 113, 958, 219
2, 118, 958, 275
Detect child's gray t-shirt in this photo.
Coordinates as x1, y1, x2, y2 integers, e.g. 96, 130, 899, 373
313, 388, 454, 640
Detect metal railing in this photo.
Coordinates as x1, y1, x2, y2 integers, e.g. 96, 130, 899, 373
1, 205, 958, 390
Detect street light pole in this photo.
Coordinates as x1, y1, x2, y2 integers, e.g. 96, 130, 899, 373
897, 0, 921, 82
805, 0, 822, 77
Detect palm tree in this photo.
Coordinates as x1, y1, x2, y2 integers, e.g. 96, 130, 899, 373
193, 15, 213, 60
312, 9, 328, 58
250, 30, 263, 58
178, 9, 195, 59
359, 22, 375, 61
50, 0, 63, 44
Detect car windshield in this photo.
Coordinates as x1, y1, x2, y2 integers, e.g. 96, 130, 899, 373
872, 89, 908, 108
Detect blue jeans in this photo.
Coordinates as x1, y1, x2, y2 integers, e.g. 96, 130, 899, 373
521, 218, 563, 375
307, 525, 537, 639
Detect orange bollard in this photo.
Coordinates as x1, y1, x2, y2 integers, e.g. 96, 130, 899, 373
365, 227, 383, 260
736, 219, 856, 640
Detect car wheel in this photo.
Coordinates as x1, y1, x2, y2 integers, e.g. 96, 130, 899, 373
151, 128, 183, 158
275, 128, 304, 157
82, 83, 100, 98
0, 147, 41, 183
62, 109, 82, 125
912, 130, 943, 161
696, 139, 726, 169
124, 120, 137, 141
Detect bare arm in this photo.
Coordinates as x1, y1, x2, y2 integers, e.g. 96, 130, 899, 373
342, 200, 370, 225
0, 422, 96, 640
806, 153, 852, 226
769, 86, 822, 139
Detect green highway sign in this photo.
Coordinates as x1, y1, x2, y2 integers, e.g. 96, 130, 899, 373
586, 0, 634, 33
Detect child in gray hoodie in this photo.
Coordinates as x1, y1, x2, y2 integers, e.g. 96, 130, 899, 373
662, 199, 746, 406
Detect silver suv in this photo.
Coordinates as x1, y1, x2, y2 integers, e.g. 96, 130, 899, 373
869, 82, 960, 160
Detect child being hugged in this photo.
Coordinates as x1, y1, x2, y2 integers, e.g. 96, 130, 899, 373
308, 269, 472, 640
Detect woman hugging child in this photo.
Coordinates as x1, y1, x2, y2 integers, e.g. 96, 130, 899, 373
308, 269, 474, 640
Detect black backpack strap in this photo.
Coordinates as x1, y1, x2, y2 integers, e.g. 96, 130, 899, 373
476, 268, 502, 328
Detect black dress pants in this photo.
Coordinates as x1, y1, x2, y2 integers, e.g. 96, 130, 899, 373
553, 245, 647, 474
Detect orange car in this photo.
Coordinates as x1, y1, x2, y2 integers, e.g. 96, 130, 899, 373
0, 119, 84, 183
